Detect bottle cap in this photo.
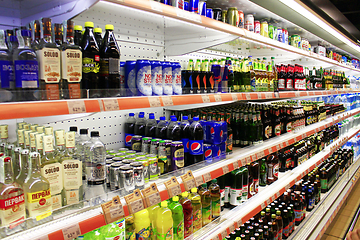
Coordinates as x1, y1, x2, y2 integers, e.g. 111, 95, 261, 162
276, 210, 281, 215
91, 131, 99, 137
160, 116, 165, 120
94, 27, 102, 33
271, 214, 276, 218
191, 188, 197, 193
183, 116, 188, 120
105, 24, 114, 30
181, 191, 189, 197
84, 22, 94, 28
149, 113, 155, 119
172, 196, 179, 202
261, 211, 265, 216
193, 116, 199, 121
74, 25, 82, 31
211, 179, 217, 183
160, 201, 168, 207
171, 116, 177, 121
80, 129, 88, 135
69, 126, 77, 132
201, 183, 207, 188
129, 113, 135, 117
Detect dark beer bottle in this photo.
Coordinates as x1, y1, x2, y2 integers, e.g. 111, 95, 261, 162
259, 158, 267, 187
266, 153, 279, 184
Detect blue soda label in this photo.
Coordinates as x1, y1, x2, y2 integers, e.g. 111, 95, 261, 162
204, 145, 212, 161
182, 138, 189, 153
125, 61, 137, 96
0, 60, 14, 89
172, 64, 182, 95
162, 65, 173, 95
151, 63, 163, 95
189, 140, 203, 155
14, 60, 39, 88
136, 63, 152, 96
250, 76, 256, 92
125, 133, 134, 147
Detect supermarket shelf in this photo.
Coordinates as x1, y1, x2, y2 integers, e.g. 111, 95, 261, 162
191, 125, 360, 240
4, 108, 359, 240
0, 90, 357, 120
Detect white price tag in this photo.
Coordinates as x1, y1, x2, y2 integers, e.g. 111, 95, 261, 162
266, 199, 271, 205
34, 236, 49, 240
265, 92, 273, 99
261, 202, 266, 209
109, 204, 124, 219
67, 100, 86, 114
202, 95, 211, 103
149, 97, 161, 107
221, 230, 227, 239
203, 172, 212, 182
214, 94, 222, 102
237, 219, 243, 227
231, 93, 238, 101
245, 93, 251, 100
257, 93, 262, 99
285, 184, 290, 191
103, 99, 120, 111
162, 96, 173, 106
62, 223, 81, 240
295, 91, 301, 97
150, 1, 163, 12
229, 224, 235, 233
195, 175, 205, 186
222, 165, 230, 175
241, 159, 246, 166
233, 161, 239, 169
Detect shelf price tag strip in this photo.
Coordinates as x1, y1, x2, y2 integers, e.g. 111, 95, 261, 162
67, 100, 86, 114
101, 196, 124, 224
142, 183, 162, 208
164, 176, 182, 198
202, 94, 211, 103
62, 223, 81, 240
162, 96, 174, 106
203, 172, 212, 182
148, 97, 161, 107
180, 170, 196, 191
102, 99, 120, 111
124, 189, 145, 214
195, 175, 205, 186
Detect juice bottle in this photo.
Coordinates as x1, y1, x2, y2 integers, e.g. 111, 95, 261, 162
148, 203, 160, 239
156, 201, 174, 240
125, 215, 136, 240
134, 209, 151, 240
209, 179, 221, 219
198, 183, 212, 226
189, 187, 202, 232
169, 196, 184, 240
180, 191, 193, 238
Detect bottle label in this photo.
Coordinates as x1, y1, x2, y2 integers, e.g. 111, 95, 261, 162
86, 164, 105, 185
55, 130, 65, 146
275, 124, 281, 136
286, 78, 293, 89
220, 189, 225, 206
157, 226, 173, 240
189, 140, 204, 155
202, 206, 211, 225
82, 56, 100, 74
26, 189, 52, 219
151, 65, 163, 95
242, 185, 248, 202
172, 65, 182, 95
162, 66, 173, 95
0, 125, 8, 139
283, 225, 289, 237
212, 198, 220, 217
65, 190, 80, 205
42, 135, 54, 152
184, 216, 193, 238
63, 159, 82, 190
137, 63, 152, 96
125, 133, 133, 147
0, 194, 25, 228
250, 76, 256, 92
193, 209, 202, 231
109, 58, 120, 74
254, 179, 259, 193
264, 125, 271, 139
230, 188, 242, 206
182, 138, 189, 153
41, 162, 63, 195
0, 60, 14, 89
226, 133, 233, 151
37, 48, 61, 83
278, 78, 285, 89
286, 122, 292, 132
320, 179, 327, 190
51, 194, 62, 210
174, 220, 184, 240
131, 142, 141, 152
136, 227, 151, 240
294, 209, 302, 222
224, 186, 230, 203
14, 60, 39, 88
273, 163, 279, 178
174, 148, 184, 168
61, 49, 82, 82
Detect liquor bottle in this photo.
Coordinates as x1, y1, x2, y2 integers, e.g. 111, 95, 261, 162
62, 131, 83, 206
24, 152, 52, 227
74, 25, 82, 47
285, 64, 294, 90
272, 106, 281, 137
41, 134, 64, 211
256, 110, 263, 144
54, 129, 66, 158
100, 24, 120, 97
81, 22, 100, 98
0, 156, 26, 235
30, 20, 41, 50
0, 30, 13, 101
15, 149, 29, 185
271, 214, 279, 240
53, 23, 63, 46
262, 105, 272, 140
0, 124, 8, 145
266, 153, 279, 184
276, 210, 283, 240
242, 58, 251, 92
84, 131, 106, 204
94, 27, 102, 47
60, 20, 82, 99
12, 147, 22, 178
37, 18, 61, 100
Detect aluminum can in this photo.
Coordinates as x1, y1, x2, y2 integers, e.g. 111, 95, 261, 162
125, 61, 136, 96
284, 29, 289, 45
172, 62, 182, 95
171, 141, 184, 171
136, 156, 149, 182
222, 10, 227, 23
113, 157, 125, 162
245, 14, 254, 32
213, 8, 222, 21
189, 0, 198, 12
164, 140, 172, 163
158, 140, 169, 174
120, 61, 126, 96
268, 25, 274, 39
198, 0, 206, 16
136, 59, 152, 96
147, 155, 159, 180
106, 159, 114, 187
131, 135, 142, 152
150, 138, 160, 155
204, 143, 212, 162
273, 26, 278, 40
184, 1, 189, 11
151, 60, 163, 96
211, 64, 221, 92
227, 7, 237, 26
162, 61, 173, 95
118, 147, 128, 153
135, 152, 146, 157
125, 154, 137, 160
260, 20, 268, 37
125, 150, 136, 155
277, 28, 283, 42
119, 165, 134, 193
130, 162, 145, 189
115, 152, 127, 158
238, 10, 244, 28
212, 144, 221, 161
254, 20, 260, 34
161, 0, 170, 5
122, 159, 135, 165
110, 162, 122, 191
206, 9, 213, 19
141, 137, 152, 154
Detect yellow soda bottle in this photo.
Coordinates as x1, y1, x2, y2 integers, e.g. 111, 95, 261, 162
134, 209, 151, 240
148, 203, 160, 239
156, 201, 174, 240
189, 188, 202, 232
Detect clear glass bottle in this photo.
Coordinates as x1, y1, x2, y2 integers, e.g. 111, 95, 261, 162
15, 149, 29, 185
11, 147, 22, 179
0, 124, 8, 145
0, 156, 26, 236
54, 129, 66, 158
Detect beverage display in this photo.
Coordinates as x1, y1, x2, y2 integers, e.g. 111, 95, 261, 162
189, 187, 202, 232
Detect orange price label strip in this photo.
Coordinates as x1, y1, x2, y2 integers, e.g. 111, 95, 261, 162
180, 170, 196, 191
124, 189, 145, 214
203, 172, 212, 182
62, 223, 81, 240
195, 175, 205, 186
142, 183, 162, 208
101, 196, 124, 224
67, 100, 86, 114
103, 99, 120, 111
164, 176, 182, 198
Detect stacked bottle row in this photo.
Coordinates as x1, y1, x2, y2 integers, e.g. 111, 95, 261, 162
222, 147, 354, 240
310, 67, 350, 90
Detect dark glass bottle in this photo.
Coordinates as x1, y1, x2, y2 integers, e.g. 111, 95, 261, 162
94, 27, 102, 47
266, 153, 279, 184
74, 25, 82, 47
259, 158, 267, 187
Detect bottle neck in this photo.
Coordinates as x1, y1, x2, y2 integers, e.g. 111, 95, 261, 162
24, 37, 32, 48
29, 155, 41, 174
67, 36, 75, 45
3, 158, 14, 183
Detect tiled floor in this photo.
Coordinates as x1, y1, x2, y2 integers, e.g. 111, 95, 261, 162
321, 180, 360, 240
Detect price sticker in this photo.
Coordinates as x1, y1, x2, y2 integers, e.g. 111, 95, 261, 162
266, 199, 271, 206
295, 91, 301, 97
245, 156, 251, 164
261, 202, 266, 209
233, 161, 239, 169
245, 93, 251, 100
62, 223, 81, 240
274, 92, 280, 98
241, 159, 246, 166
232, 93, 238, 101
103, 99, 120, 111
214, 94, 222, 102
67, 100, 86, 114
124, 189, 145, 214
221, 230, 227, 239
274, 192, 279, 199
34, 236, 49, 240
302, 133, 307, 139
150, 1, 163, 12
202, 94, 211, 103
265, 92, 273, 99
229, 224, 235, 233
222, 165, 230, 175
203, 172, 212, 182
285, 184, 290, 191
257, 93, 262, 99
257, 151, 265, 159
237, 219, 243, 228
162, 96, 173, 106
164, 176, 182, 198
181, 171, 196, 191
195, 175, 205, 186
149, 97, 161, 107
101, 196, 124, 224
142, 183, 161, 207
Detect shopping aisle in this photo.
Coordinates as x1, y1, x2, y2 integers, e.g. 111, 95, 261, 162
321, 177, 360, 239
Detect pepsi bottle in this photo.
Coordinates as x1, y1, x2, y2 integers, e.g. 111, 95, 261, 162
134, 113, 146, 136
180, 116, 190, 166
189, 116, 204, 165
124, 113, 136, 147
145, 113, 156, 137
156, 116, 168, 139
167, 116, 181, 141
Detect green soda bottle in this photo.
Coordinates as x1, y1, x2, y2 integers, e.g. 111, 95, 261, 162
209, 179, 221, 219
189, 187, 202, 233
148, 203, 160, 239
169, 196, 184, 240
156, 201, 174, 240
198, 183, 212, 226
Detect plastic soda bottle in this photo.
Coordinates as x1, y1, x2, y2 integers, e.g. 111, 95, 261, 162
148, 203, 160, 239
198, 183, 212, 226
179, 191, 193, 238
134, 209, 151, 240
169, 196, 184, 240
156, 201, 174, 240
209, 179, 221, 219
101, 219, 126, 240
189, 187, 202, 232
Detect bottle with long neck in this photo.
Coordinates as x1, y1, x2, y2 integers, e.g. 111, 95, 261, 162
15, 149, 29, 185
37, 18, 61, 100
11, 147, 22, 178
0, 156, 26, 235
61, 20, 82, 99
54, 129, 66, 158
193, 59, 201, 94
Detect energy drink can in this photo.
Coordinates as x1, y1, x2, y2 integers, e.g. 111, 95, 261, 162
136, 59, 152, 96
125, 60, 136, 96
151, 60, 163, 96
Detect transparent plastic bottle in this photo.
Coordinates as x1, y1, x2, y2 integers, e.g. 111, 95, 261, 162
145, 113, 157, 138
77, 129, 91, 181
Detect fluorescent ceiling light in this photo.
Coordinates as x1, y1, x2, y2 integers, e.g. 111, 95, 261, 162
278, 0, 360, 53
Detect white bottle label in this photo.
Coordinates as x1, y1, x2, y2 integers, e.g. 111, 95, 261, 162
41, 162, 63, 195
230, 188, 242, 206
63, 159, 82, 190
61, 49, 82, 82
37, 48, 61, 83
51, 194, 62, 210
86, 164, 105, 185
26, 189, 52, 219
0, 125, 8, 139
65, 190, 80, 205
